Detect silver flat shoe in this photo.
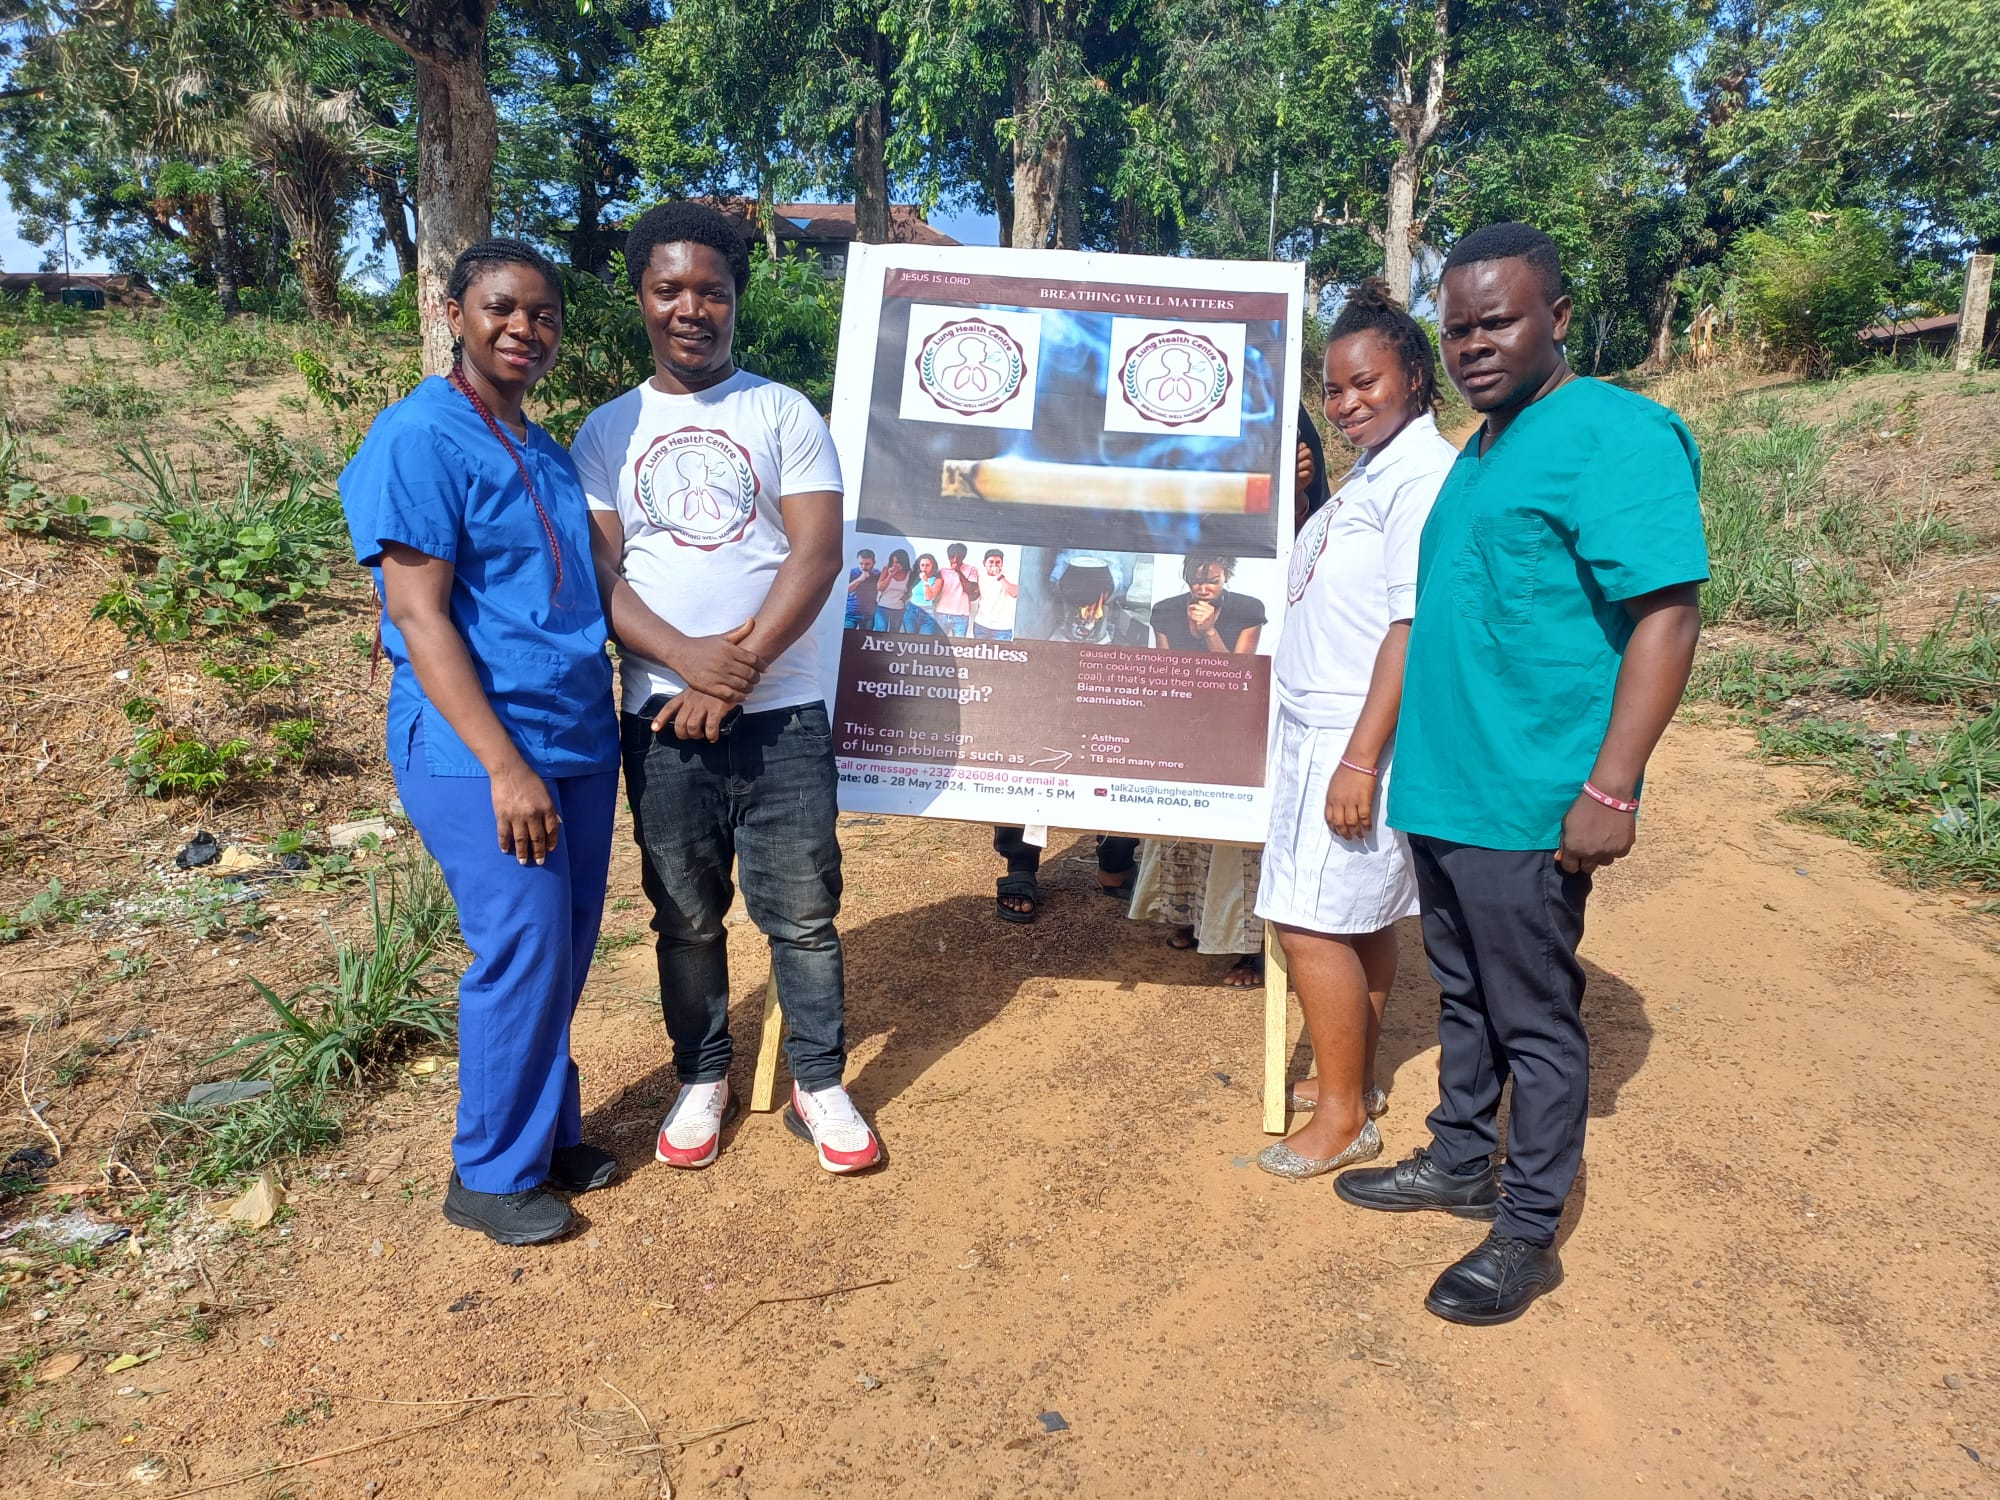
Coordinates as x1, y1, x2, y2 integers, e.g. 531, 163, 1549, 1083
1289, 1086, 1390, 1117
1256, 1119, 1382, 1179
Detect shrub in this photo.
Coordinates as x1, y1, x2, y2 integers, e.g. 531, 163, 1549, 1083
1728, 209, 1894, 375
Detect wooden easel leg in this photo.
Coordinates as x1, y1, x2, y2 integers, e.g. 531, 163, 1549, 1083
1263, 922, 1289, 1135
751, 972, 783, 1113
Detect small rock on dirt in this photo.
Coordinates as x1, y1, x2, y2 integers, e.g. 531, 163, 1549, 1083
856, 1372, 882, 1391
1037, 1411, 1069, 1433
1945, 1374, 1963, 1390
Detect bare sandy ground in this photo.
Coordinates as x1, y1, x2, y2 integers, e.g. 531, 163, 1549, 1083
9, 716, 2000, 1498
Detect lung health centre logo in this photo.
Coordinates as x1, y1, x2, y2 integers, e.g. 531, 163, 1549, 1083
634, 426, 759, 549
913, 317, 1029, 416
1119, 328, 1233, 427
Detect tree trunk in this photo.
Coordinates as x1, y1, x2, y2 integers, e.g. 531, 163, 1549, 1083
208, 183, 241, 317
988, 140, 1014, 248
1647, 279, 1679, 368
853, 28, 891, 244
1054, 140, 1082, 249
1381, 153, 1419, 308
298, 230, 345, 323
1380, 0, 1448, 307
412, 51, 496, 374
756, 167, 780, 261
1010, 68, 1067, 252
374, 168, 417, 280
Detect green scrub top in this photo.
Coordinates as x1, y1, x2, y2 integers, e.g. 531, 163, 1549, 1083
1387, 377, 1708, 851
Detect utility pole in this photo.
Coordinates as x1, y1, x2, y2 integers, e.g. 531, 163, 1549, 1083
1267, 71, 1286, 260
1957, 253, 1994, 372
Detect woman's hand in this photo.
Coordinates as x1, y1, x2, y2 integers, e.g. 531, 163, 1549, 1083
491, 757, 560, 864
1186, 599, 1219, 638
1324, 761, 1380, 841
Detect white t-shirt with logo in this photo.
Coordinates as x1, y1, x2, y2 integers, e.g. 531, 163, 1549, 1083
572, 370, 844, 714
1275, 413, 1456, 727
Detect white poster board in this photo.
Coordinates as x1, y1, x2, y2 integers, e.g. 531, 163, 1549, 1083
812, 244, 1305, 842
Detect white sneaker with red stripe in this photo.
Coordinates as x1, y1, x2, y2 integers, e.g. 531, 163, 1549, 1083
655, 1080, 733, 1169
783, 1082, 881, 1174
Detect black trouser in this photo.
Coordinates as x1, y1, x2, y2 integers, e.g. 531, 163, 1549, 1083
993, 828, 1139, 880
1410, 836, 1592, 1248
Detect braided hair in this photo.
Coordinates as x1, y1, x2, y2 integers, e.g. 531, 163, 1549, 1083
444, 238, 565, 318
1327, 278, 1438, 413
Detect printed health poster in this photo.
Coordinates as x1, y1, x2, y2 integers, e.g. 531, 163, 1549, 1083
814, 244, 1306, 841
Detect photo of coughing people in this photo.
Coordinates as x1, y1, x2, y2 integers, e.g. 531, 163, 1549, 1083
1149, 552, 1267, 653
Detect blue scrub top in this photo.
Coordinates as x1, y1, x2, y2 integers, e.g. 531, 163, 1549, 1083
339, 375, 620, 780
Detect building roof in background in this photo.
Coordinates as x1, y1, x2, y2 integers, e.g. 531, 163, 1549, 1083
711, 200, 959, 248
1858, 313, 1960, 343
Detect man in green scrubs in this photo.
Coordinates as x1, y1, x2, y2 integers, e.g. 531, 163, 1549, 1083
1335, 223, 1708, 1325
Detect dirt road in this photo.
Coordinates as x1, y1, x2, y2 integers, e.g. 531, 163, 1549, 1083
16, 717, 2000, 1498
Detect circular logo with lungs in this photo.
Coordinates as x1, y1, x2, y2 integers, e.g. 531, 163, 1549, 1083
914, 318, 1028, 416
1119, 329, 1233, 427
1287, 498, 1341, 604
633, 426, 759, 550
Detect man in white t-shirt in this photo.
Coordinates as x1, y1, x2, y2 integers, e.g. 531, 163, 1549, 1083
972, 549, 1018, 639
575, 201, 881, 1178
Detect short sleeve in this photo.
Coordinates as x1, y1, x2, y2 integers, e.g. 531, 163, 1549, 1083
338, 408, 465, 567
1574, 408, 1709, 601
1229, 592, 1268, 631
1382, 458, 1451, 621
775, 392, 844, 496
570, 409, 618, 513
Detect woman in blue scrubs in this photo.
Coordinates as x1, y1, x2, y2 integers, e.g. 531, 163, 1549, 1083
340, 239, 621, 1246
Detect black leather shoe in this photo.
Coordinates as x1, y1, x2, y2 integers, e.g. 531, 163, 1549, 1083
1425, 1231, 1562, 1325
1334, 1146, 1500, 1219
442, 1173, 573, 1245
547, 1143, 619, 1193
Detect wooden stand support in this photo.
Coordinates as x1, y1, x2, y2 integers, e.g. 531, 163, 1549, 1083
1957, 253, 1995, 373
750, 973, 783, 1112
1263, 922, 1289, 1135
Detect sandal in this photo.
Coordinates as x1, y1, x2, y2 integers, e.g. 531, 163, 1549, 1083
1223, 955, 1265, 988
995, 873, 1040, 925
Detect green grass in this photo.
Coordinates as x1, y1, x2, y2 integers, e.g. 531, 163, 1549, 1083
214, 871, 456, 1094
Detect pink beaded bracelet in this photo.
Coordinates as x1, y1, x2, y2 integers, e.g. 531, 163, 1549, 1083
1339, 757, 1381, 778
1583, 781, 1639, 813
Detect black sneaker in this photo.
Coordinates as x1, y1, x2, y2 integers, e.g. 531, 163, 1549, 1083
1333, 1146, 1501, 1219
547, 1143, 619, 1193
442, 1172, 573, 1245
1425, 1231, 1562, 1325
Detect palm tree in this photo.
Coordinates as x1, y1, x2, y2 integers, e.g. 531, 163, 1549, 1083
245, 62, 382, 322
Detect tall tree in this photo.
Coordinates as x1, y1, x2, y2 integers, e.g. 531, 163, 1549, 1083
290, 0, 499, 369
1723, 0, 2000, 253
244, 61, 381, 319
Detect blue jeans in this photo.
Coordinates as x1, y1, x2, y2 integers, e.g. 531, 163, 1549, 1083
936, 612, 970, 638
621, 702, 848, 1091
395, 732, 618, 1193
904, 605, 939, 635
973, 625, 1013, 640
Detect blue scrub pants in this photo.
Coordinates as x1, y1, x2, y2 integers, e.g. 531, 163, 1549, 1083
394, 743, 619, 1194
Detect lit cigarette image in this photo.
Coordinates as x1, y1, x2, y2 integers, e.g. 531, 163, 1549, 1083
941, 458, 1271, 515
